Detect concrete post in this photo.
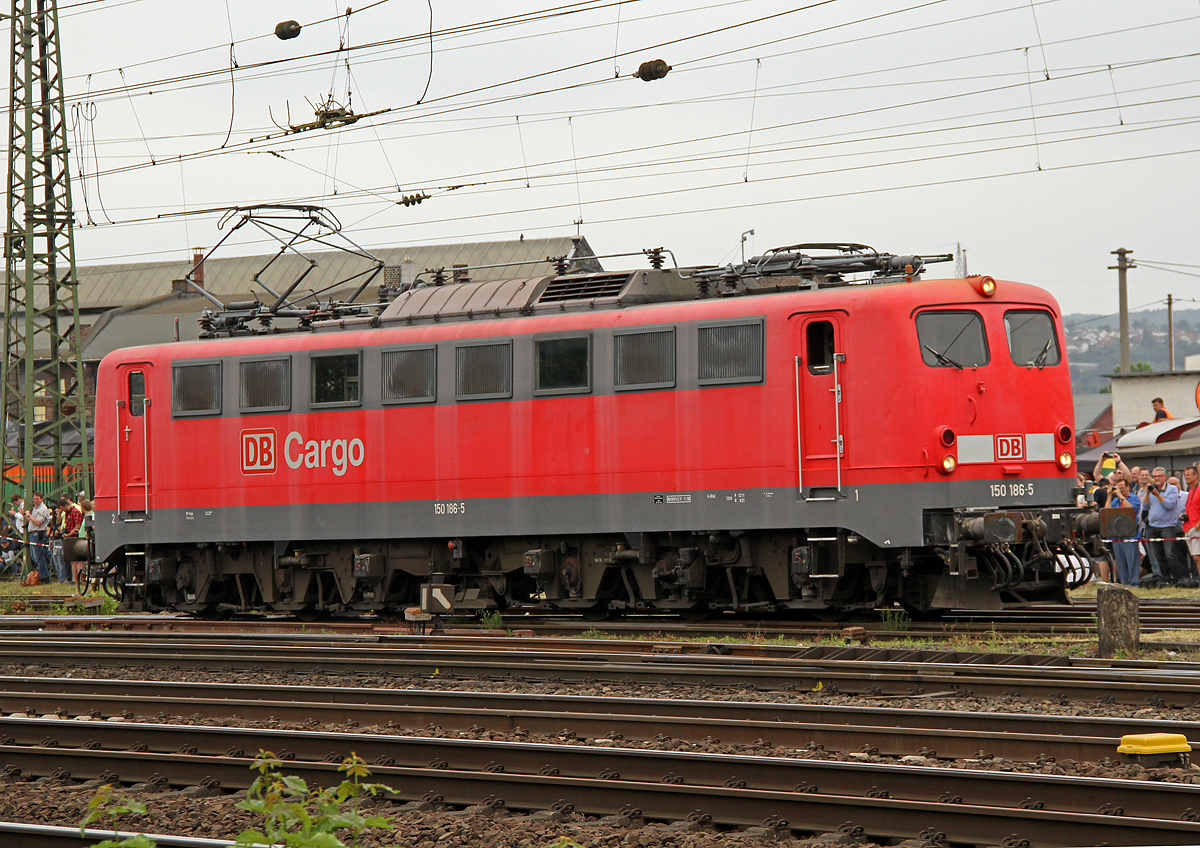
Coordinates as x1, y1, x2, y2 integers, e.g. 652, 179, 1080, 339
1096, 582, 1139, 658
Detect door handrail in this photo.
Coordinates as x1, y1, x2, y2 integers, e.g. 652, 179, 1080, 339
142, 397, 150, 518
794, 355, 803, 494
832, 352, 845, 494
115, 400, 122, 516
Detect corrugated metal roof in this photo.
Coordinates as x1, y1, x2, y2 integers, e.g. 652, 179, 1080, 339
6, 236, 593, 310
70, 237, 597, 359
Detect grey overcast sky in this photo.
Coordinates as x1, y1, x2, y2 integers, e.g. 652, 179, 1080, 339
39, 0, 1200, 315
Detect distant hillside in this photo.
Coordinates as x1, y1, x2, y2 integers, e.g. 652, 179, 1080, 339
1064, 311, 1200, 395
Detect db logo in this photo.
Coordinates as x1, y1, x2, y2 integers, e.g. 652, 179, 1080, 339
242, 429, 277, 474
995, 434, 1025, 462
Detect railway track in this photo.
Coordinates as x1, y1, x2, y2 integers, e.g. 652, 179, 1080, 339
2, 715, 1200, 846
5, 632, 1200, 846
20, 598, 1200, 640
0, 674, 1194, 762
6, 632, 1200, 705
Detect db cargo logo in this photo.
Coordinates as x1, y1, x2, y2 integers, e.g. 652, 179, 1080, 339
995, 434, 1025, 462
241, 429, 277, 474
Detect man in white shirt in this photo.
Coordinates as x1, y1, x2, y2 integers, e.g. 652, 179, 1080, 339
27, 492, 52, 583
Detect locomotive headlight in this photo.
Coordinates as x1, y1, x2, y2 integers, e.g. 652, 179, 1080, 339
1057, 451, 1074, 470
940, 454, 958, 474
968, 275, 997, 297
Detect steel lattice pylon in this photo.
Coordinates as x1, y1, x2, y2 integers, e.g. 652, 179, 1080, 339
1, 0, 89, 511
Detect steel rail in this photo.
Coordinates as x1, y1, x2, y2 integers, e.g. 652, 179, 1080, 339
0, 822, 238, 848
0, 676, 1179, 763
1, 742, 1197, 847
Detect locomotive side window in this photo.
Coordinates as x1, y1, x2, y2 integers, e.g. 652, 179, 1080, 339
171, 362, 221, 415
915, 311, 989, 368
614, 328, 675, 390
240, 358, 291, 411
535, 336, 590, 394
456, 342, 512, 399
311, 353, 361, 406
806, 321, 834, 375
382, 347, 437, 402
699, 321, 764, 384
128, 371, 146, 417
1004, 310, 1061, 367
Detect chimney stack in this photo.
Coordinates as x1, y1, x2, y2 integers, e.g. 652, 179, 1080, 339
192, 249, 205, 286
172, 249, 207, 294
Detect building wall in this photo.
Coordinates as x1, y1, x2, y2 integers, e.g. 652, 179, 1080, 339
1111, 371, 1200, 431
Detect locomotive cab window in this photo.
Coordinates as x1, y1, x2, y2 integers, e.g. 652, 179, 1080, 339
806, 321, 835, 375
240, 358, 291, 411
1004, 310, 1061, 367
915, 311, 989, 369
535, 335, 590, 394
171, 362, 221, 415
382, 346, 437, 403
311, 353, 361, 406
456, 341, 512, 400
699, 320, 764, 384
128, 371, 146, 417
614, 328, 675, 390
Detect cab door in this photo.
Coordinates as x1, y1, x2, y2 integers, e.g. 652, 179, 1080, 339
795, 316, 845, 497
115, 363, 152, 518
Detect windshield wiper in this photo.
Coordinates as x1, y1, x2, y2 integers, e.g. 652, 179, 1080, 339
1032, 339, 1053, 368
924, 344, 963, 369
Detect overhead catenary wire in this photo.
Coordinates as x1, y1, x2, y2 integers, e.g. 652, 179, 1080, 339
12, 0, 1193, 294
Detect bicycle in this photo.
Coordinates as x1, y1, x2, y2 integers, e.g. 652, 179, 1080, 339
76, 559, 125, 601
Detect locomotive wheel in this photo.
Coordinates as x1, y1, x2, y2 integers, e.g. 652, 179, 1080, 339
809, 608, 848, 622
295, 608, 330, 622
581, 602, 612, 621
679, 603, 716, 622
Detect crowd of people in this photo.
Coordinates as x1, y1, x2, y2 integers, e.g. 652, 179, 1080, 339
1083, 449, 1200, 588
0, 491, 93, 585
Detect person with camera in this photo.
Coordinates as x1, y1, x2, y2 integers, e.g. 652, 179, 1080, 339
1093, 451, 1130, 485
1145, 466, 1190, 586
1109, 474, 1142, 585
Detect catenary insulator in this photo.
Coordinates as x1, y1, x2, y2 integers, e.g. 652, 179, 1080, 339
635, 59, 671, 81
275, 20, 302, 40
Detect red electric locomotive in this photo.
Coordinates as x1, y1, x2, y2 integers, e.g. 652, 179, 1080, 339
93, 242, 1123, 617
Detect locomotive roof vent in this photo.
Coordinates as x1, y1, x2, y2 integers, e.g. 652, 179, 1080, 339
536, 272, 633, 304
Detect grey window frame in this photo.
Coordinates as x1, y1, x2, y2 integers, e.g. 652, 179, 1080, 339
533, 333, 592, 396
915, 310, 990, 369
455, 339, 513, 401
805, 320, 835, 376
697, 318, 765, 386
238, 356, 292, 413
128, 371, 146, 417
310, 350, 363, 408
1003, 309, 1061, 368
381, 344, 438, 405
171, 359, 222, 417
613, 325, 676, 391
